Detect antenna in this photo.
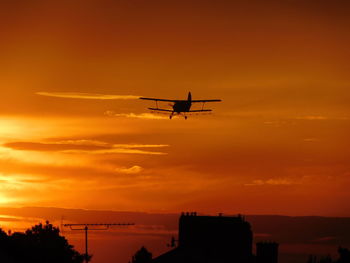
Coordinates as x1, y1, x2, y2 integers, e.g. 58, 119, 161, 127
60, 215, 65, 234
167, 236, 178, 248
63, 223, 134, 263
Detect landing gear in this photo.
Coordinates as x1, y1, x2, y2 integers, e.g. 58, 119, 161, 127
169, 112, 174, 119
184, 115, 187, 120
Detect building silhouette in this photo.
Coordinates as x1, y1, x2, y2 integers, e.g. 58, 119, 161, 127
152, 212, 278, 263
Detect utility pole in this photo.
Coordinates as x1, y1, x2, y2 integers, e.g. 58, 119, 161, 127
63, 223, 134, 263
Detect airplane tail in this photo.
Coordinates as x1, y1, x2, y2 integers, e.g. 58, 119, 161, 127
187, 92, 192, 102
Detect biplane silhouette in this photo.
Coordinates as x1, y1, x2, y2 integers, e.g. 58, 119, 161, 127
140, 92, 221, 119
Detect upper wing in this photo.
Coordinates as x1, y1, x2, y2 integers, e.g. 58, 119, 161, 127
191, 99, 222, 103
140, 97, 180, 102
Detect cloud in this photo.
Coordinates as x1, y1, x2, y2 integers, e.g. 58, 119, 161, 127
303, 138, 319, 142
105, 111, 168, 120
112, 144, 168, 148
36, 92, 140, 100
53, 140, 109, 146
295, 115, 349, 121
115, 166, 143, 174
3, 141, 108, 151
263, 115, 349, 127
63, 148, 167, 155
3, 139, 169, 155
245, 178, 301, 186
312, 236, 337, 243
0, 173, 46, 190
295, 115, 329, 120
0, 215, 24, 222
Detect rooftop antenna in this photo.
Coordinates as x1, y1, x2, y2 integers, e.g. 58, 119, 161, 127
167, 236, 178, 248
63, 223, 135, 263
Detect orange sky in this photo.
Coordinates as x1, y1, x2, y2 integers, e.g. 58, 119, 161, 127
0, 0, 350, 216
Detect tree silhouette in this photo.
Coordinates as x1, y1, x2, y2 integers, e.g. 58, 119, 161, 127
337, 247, 350, 263
130, 246, 152, 263
319, 256, 332, 263
0, 221, 86, 263
306, 247, 350, 263
307, 255, 317, 263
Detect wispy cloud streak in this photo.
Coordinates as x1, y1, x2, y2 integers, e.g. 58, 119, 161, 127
36, 92, 140, 100
112, 144, 168, 148
115, 166, 143, 174
105, 111, 168, 119
62, 149, 167, 155
3, 140, 169, 155
295, 115, 349, 120
245, 178, 302, 186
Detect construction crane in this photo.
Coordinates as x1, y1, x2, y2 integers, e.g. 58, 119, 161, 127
63, 223, 135, 263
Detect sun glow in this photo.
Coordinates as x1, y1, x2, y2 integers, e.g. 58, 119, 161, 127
0, 194, 16, 205
0, 119, 26, 139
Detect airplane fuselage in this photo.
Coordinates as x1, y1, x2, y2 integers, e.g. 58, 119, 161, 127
173, 101, 191, 113
172, 92, 192, 113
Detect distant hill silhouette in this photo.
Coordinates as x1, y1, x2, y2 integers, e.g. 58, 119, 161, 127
1, 207, 349, 245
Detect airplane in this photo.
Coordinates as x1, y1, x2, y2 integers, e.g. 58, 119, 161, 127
139, 92, 221, 119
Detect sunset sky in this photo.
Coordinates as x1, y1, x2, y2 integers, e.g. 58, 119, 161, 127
0, 0, 350, 217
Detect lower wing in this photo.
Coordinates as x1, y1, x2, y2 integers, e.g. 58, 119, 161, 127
148, 108, 212, 113
188, 109, 212, 112
148, 108, 173, 112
